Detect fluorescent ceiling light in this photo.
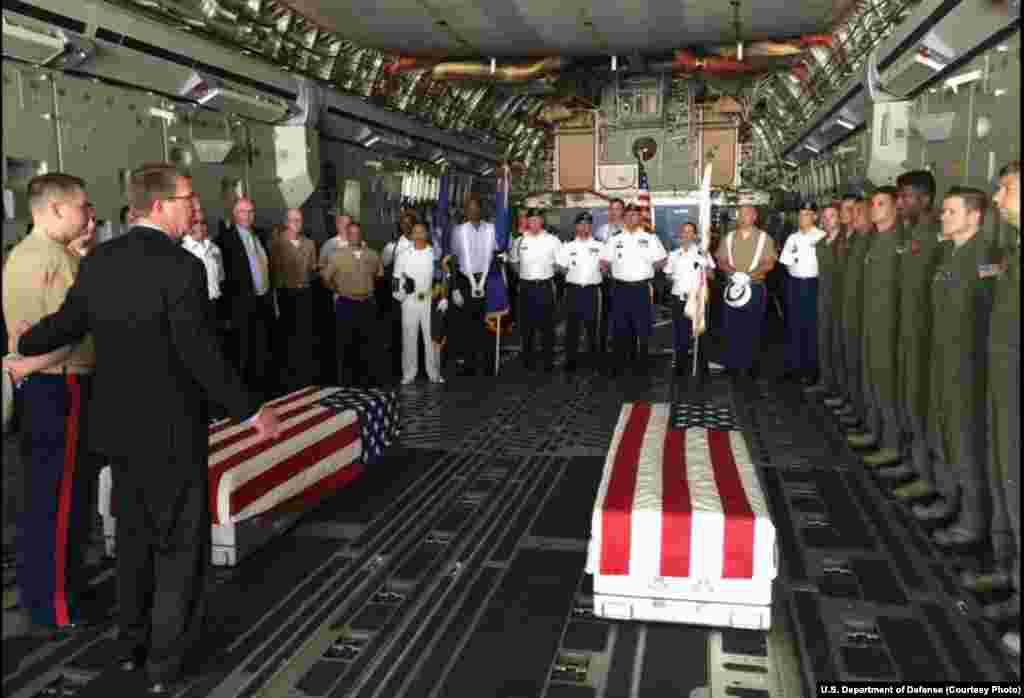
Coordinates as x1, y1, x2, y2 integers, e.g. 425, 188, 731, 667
836, 118, 857, 130
803, 143, 820, 154
148, 107, 176, 121
480, 167, 494, 175
994, 88, 1008, 97
363, 136, 381, 147
433, 156, 446, 165
945, 69, 983, 91
915, 53, 947, 72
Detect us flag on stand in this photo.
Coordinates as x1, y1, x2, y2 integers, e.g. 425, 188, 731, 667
591, 402, 774, 582
637, 160, 653, 232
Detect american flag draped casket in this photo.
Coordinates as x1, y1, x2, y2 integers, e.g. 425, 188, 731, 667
99, 386, 400, 565
586, 402, 776, 630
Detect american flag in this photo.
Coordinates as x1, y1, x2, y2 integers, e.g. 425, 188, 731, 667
637, 160, 653, 232
320, 387, 401, 466
588, 402, 775, 582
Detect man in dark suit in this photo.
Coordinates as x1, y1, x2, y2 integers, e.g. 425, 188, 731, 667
16, 163, 281, 694
217, 196, 276, 401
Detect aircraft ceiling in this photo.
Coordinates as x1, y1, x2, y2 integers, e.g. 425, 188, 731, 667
283, 0, 845, 58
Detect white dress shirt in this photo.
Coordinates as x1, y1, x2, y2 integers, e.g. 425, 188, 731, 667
664, 244, 715, 299
594, 222, 624, 243
556, 237, 604, 286
600, 229, 668, 282
393, 245, 436, 301
451, 221, 496, 276
182, 235, 225, 301
780, 227, 826, 278
382, 235, 413, 268
511, 231, 562, 281
236, 225, 269, 296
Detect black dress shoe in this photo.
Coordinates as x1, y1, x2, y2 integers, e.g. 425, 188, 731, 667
982, 594, 1020, 623
932, 525, 985, 548
119, 646, 147, 672
147, 678, 186, 695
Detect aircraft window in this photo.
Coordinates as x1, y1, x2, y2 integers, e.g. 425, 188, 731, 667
341, 179, 361, 218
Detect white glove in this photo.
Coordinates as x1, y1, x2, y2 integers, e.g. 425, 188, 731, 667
453, 289, 465, 307
438, 299, 449, 314
732, 272, 751, 286
496, 252, 508, 263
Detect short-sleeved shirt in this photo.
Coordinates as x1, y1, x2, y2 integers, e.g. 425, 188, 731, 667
512, 231, 562, 281
715, 228, 778, 282
270, 235, 316, 289
321, 245, 383, 300
557, 237, 605, 286
600, 229, 667, 282
3, 228, 95, 372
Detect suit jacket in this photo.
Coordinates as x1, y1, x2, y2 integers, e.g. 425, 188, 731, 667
218, 223, 271, 325
18, 225, 262, 467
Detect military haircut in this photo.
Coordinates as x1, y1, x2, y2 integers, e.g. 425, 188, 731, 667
873, 185, 899, 203
841, 193, 860, 203
128, 163, 185, 215
896, 170, 937, 205
999, 160, 1020, 178
27, 173, 86, 213
609, 198, 626, 208
945, 186, 989, 224
823, 200, 840, 212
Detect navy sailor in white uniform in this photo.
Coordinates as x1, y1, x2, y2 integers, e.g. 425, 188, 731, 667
599, 203, 667, 375
556, 211, 604, 372
510, 208, 562, 371
664, 221, 715, 376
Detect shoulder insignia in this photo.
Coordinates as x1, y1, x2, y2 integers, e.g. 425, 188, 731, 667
910, 240, 922, 256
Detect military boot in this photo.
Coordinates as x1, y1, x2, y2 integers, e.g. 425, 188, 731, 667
959, 569, 1014, 593
932, 525, 985, 548
847, 432, 877, 449
1002, 632, 1020, 657
893, 479, 935, 501
863, 448, 901, 468
982, 594, 1020, 623
875, 463, 915, 482
913, 498, 956, 523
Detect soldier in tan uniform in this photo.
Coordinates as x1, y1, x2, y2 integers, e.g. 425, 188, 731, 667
2, 173, 101, 632
270, 208, 318, 391
321, 221, 384, 387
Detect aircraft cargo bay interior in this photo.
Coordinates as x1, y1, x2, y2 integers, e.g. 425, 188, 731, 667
2, 0, 1020, 695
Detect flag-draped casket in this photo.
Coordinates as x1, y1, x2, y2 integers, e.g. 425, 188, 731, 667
99, 386, 400, 565
586, 402, 776, 629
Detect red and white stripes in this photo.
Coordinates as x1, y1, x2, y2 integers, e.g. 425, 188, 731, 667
589, 403, 774, 584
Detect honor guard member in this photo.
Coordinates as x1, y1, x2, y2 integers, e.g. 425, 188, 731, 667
449, 197, 497, 376
853, 187, 904, 467
924, 188, 998, 551
838, 199, 874, 435
270, 208, 317, 392
3, 173, 100, 631
556, 211, 604, 371
321, 222, 384, 387
714, 205, 777, 380
511, 208, 562, 371
664, 221, 716, 377
985, 161, 1021, 650
779, 202, 826, 385
824, 195, 860, 409
383, 212, 416, 377
594, 198, 626, 352
600, 203, 668, 375
807, 202, 840, 394
889, 171, 945, 498
394, 222, 444, 384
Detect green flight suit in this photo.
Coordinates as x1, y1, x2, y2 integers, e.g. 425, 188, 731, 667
861, 225, 902, 451
895, 223, 944, 481
987, 240, 1020, 585
830, 228, 850, 394
928, 234, 998, 532
840, 231, 870, 417
815, 233, 838, 391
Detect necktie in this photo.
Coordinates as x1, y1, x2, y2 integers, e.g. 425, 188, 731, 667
243, 230, 267, 295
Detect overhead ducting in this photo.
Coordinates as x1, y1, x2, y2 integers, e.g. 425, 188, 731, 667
385, 56, 567, 82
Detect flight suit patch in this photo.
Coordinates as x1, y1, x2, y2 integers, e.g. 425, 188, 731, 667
978, 264, 1002, 279
911, 240, 922, 256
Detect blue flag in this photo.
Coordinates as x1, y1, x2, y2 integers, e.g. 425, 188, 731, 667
486, 166, 511, 330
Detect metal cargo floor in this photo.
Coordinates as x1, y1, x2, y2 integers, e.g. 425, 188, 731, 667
3, 311, 1018, 697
